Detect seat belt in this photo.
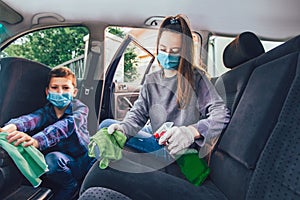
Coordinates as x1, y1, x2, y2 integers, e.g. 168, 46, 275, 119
79, 40, 102, 135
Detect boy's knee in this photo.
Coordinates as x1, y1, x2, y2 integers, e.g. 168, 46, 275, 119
45, 152, 70, 173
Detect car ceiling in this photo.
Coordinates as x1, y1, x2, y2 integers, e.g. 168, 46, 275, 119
1, 0, 300, 41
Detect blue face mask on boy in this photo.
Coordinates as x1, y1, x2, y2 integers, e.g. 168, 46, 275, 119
47, 92, 73, 109
157, 51, 181, 70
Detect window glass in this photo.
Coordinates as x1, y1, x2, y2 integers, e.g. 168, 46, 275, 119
105, 27, 158, 84
114, 39, 155, 84
207, 35, 283, 77
2, 26, 89, 79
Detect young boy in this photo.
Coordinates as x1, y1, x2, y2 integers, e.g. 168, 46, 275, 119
0, 66, 95, 200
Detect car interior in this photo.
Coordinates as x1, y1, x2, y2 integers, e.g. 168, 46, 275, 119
0, 0, 300, 199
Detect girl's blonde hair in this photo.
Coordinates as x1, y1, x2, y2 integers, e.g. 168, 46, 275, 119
156, 14, 196, 109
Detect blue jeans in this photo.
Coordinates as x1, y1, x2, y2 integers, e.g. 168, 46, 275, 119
98, 119, 172, 161
44, 151, 95, 200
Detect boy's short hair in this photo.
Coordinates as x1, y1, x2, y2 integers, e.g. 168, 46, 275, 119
47, 66, 77, 87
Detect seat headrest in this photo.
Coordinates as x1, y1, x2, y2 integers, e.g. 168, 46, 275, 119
223, 31, 265, 69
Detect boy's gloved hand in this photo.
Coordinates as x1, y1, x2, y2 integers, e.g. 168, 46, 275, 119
107, 124, 125, 135
159, 126, 196, 155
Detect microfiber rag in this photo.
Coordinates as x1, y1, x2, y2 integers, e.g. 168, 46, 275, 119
0, 132, 49, 187
88, 127, 126, 169
175, 149, 210, 186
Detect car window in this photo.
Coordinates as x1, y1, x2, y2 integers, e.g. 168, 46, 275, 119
113, 40, 154, 84
207, 35, 284, 77
2, 26, 89, 79
105, 27, 158, 84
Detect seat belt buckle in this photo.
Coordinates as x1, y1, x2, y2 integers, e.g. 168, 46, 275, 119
84, 86, 93, 96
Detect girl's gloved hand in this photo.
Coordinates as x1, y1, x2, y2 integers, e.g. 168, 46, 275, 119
107, 124, 125, 135
158, 126, 196, 155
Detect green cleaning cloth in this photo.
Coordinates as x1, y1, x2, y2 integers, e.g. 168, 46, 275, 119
88, 127, 126, 169
0, 132, 49, 187
175, 149, 210, 186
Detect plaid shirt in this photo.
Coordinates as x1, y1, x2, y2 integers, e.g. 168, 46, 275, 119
6, 99, 90, 158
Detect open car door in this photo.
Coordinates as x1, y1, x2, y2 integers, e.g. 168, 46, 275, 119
99, 34, 156, 123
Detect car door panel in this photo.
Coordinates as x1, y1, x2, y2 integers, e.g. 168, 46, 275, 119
112, 82, 141, 120
101, 34, 155, 122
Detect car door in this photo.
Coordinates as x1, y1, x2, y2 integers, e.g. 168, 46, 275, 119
100, 34, 156, 122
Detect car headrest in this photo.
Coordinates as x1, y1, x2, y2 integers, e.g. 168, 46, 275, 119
223, 31, 265, 69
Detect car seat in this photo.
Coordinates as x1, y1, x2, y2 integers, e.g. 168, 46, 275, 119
0, 57, 50, 126
0, 57, 53, 199
214, 31, 265, 113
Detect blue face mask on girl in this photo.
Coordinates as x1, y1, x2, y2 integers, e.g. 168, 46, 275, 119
47, 91, 73, 109
157, 51, 181, 70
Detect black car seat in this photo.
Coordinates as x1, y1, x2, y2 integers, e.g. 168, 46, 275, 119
209, 35, 300, 200
0, 146, 23, 199
214, 31, 265, 113
0, 57, 50, 126
78, 187, 132, 200
0, 57, 53, 200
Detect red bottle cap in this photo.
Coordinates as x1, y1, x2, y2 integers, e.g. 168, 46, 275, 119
160, 130, 166, 137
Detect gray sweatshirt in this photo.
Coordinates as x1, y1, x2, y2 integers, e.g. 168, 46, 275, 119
120, 69, 230, 157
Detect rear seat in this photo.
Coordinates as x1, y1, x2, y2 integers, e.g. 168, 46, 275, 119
214, 31, 265, 113
211, 53, 299, 200
209, 35, 300, 200
79, 35, 300, 200
0, 57, 53, 200
0, 57, 50, 126
0, 146, 23, 199
215, 34, 300, 114
246, 57, 300, 199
